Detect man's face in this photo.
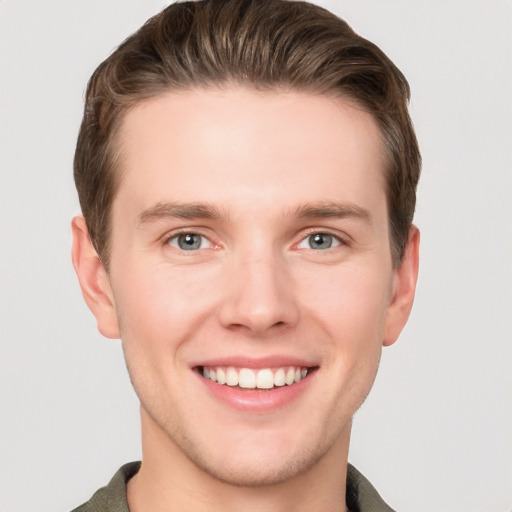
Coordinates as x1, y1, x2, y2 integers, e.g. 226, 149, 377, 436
88, 88, 415, 485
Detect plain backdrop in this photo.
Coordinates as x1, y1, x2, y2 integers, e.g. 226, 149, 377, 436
1, 1, 511, 511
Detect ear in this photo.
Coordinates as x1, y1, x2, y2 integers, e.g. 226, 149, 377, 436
383, 226, 420, 347
71, 216, 120, 339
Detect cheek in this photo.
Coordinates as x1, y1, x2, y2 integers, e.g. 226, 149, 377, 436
299, 263, 391, 343
112, 264, 213, 400
111, 261, 221, 350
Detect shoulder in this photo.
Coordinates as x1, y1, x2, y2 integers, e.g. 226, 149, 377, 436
70, 462, 141, 512
346, 464, 396, 512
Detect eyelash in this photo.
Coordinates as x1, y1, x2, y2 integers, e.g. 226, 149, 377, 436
297, 228, 350, 251
164, 230, 216, 251
163, 228, 347, 252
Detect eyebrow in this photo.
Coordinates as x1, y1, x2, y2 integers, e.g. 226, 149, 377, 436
137, 202, 225, 225
290, 201, 372, 223
136, 200, 372, 226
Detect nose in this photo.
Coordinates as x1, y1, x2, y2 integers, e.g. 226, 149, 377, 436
218, 250, 300, 336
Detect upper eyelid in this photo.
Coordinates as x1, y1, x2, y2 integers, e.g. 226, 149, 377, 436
298, 227, 350, 244
162, 227, 214, 242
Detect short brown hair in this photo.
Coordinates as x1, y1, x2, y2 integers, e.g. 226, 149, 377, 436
74, 0, 420, 268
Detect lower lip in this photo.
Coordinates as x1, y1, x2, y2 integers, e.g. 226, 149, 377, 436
196, 371, 317, 413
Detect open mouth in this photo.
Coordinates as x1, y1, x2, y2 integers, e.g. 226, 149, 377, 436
196, 365, 318, 390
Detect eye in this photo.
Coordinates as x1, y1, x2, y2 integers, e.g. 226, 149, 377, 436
167, 233, 213, 251
298, 232, 341, 250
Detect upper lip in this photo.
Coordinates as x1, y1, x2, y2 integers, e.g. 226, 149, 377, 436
190, 355, 318, 369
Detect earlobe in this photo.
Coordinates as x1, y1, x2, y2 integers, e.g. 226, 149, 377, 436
383, 226, 420, 347
71, 216, 120, 339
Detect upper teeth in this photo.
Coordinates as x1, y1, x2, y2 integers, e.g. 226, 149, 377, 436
202, 366, 308, 389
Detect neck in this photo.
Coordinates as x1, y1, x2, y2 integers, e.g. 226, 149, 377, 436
127, 408, 351, 512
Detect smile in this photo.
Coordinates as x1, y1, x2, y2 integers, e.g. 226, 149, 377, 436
199, 365, 313, 390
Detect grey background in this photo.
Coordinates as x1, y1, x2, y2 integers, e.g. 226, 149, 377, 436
1, 1, 511, 511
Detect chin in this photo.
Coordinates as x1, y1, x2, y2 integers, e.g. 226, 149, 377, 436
184, 440, 327, 488
159, 411, 347, 489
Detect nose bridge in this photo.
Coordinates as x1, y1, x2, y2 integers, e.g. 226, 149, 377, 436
219, 243, 299, 335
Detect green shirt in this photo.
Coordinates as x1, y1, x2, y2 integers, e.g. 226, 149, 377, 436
72, 461, 395, 512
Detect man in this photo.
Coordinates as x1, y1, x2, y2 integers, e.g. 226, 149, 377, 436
71, 1, 420, 511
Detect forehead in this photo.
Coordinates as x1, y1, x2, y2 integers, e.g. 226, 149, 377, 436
113, 87, 387, 219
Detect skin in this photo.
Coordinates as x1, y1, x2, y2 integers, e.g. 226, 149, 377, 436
72, 87, 419, 512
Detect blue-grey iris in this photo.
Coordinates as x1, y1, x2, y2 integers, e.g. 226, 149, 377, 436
309, 233, 333, 250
